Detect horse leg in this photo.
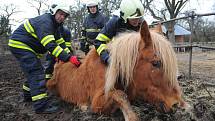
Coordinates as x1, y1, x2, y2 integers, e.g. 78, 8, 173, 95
91, 89, 139, 121
111, 90, 139, 121
78, 102, 89, 112
46, 62, 63, 90
46, 77, 56, 90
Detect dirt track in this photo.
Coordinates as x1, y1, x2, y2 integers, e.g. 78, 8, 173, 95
0, 51, 215, 121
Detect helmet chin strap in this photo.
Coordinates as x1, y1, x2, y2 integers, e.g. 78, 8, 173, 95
129, 8, 141, 18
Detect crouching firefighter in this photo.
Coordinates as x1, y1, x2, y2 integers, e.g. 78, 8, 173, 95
8, 3, 81, 114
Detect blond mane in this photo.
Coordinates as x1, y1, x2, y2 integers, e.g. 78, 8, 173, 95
105, 31, 178, 94
150, 31, 178, 86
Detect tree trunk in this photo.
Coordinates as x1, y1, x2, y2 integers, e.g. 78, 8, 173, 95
167, 21, 176, 44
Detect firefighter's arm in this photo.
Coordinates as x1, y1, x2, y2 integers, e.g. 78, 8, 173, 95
95, 34, 110, 64
40, 34, 69, 61
40, 35, 80, 67
94, 16, 118, 64
56, 37, 71, 54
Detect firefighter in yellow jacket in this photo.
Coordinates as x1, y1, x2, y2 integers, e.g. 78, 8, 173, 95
8, 4, 81, 114
80, 1, 109, 55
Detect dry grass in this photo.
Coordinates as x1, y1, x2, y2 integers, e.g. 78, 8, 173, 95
177, 51, 215, 80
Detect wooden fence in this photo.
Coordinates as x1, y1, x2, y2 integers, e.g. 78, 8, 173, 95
174, 42, 215, 52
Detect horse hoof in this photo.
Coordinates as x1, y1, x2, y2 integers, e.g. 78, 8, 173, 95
80, 105, 88, 112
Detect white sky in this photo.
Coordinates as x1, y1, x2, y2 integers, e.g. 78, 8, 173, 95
183, 0, 214, 14
0, 0, 214, 30
144, 0, 215, 23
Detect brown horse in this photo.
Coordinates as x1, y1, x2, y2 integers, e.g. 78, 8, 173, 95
47, 21, 189, 121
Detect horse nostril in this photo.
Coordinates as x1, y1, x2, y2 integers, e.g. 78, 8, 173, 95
173, 103, 178, 108
158, 102, 177, 114
169, 103, 179, 114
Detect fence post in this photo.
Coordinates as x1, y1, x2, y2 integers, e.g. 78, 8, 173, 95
188, 12, 195, 79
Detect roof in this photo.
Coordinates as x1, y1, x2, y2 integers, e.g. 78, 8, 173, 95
162, 24, 191, 35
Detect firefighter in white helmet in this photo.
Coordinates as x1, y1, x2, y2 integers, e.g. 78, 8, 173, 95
80, 0, 109, 55
86, 0, 99, 13
50, 4, 70, 15
8, 3, 81, 114
94, 0, 144, 64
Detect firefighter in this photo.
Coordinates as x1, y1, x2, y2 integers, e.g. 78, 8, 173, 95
44, 26, 73, 81
80, 0, 109, 55
94, 0, 144, 64
8, 4, 81, 114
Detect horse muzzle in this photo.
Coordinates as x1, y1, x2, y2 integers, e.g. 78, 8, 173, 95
157, 101, 178, 114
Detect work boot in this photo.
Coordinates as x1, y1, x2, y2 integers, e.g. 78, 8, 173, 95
35, 102, 60, 114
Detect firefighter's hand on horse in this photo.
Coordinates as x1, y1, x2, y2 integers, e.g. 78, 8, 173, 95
69, 56, 81, 67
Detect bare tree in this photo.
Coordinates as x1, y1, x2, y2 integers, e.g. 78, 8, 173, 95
0, 4, 20, 36
191, 18, 215, 43
27, 0, 49, 15
0, 4, 20, 54
100, 0, 122, 16
64, 0, 87, 40
163, 0, 189, 43
143, 0, 166, 21
144, 0, 189, 43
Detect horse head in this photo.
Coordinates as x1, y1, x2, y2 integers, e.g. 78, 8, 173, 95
105, 20, 189, 113
134, 21, 189, 113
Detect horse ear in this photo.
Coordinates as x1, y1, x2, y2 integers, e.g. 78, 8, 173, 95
152, 23, 163, 34
140, 20, 152, 47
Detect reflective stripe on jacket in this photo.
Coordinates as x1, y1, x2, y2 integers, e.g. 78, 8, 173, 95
60, 26, 72, 52
82, 12, 109, 40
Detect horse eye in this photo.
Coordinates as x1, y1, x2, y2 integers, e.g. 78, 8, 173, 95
152, 60, 161, 68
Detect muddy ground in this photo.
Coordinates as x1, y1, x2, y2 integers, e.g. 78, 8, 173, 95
0, 50, 215, 121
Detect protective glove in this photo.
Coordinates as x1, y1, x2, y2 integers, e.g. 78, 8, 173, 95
69, 56, 81, 67
100, 50, 110, 65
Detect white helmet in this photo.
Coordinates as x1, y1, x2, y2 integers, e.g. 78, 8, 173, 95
86, 1, 98, 7
120, 0, 144, 22
50, 4, 70, 15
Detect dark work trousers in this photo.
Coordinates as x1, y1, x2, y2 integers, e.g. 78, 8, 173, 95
9, 47, 49, 111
